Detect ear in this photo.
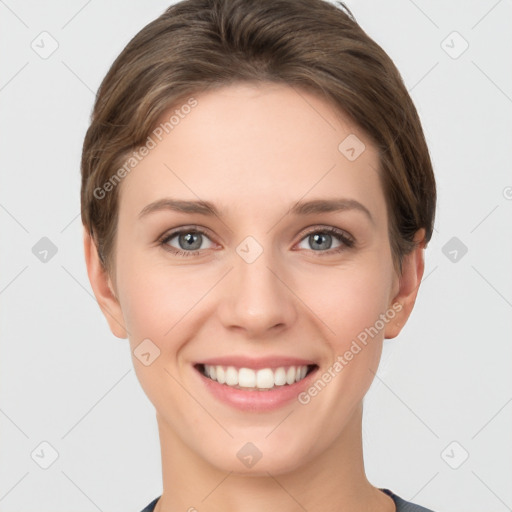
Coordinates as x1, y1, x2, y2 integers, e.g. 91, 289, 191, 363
83, 226, 128, 339
384, 228, 426, 339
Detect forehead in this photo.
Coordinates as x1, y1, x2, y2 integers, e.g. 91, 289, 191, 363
118, 82, 386, 225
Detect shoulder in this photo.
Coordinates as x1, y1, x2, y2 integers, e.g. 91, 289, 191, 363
141, 491, 438, 512
139, 496, 160, 512
380, 488, 438, 512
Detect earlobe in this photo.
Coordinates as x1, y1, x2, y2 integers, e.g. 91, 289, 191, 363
83, 227, 128, 339
384, 228, 426, 340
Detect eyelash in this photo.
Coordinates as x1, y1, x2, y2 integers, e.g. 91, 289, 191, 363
159, 226, 355, 258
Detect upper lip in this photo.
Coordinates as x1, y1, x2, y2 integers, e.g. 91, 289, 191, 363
196, 355, 318, 370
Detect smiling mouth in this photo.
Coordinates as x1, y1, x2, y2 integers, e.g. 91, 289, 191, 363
194, 363, 318, 391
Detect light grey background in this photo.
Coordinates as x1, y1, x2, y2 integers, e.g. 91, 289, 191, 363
0, 1, 511, 511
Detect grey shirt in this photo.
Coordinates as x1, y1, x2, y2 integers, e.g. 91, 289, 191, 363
140, 488, 436, 511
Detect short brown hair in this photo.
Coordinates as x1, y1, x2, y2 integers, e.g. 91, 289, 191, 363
81, 0, 436, 276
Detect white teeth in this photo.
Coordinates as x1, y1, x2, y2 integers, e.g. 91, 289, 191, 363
239, 368, 256, 388
225, 366, 238, 386
256, 369, 274, 389
217, 366, 225, 384
202, 364, 311, 390
274, 367, 287, 386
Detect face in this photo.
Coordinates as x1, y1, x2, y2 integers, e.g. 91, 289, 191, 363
85, 82, 424, 476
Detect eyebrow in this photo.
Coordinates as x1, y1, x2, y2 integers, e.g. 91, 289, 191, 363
138, 197, 374, 224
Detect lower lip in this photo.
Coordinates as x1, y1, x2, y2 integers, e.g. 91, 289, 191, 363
194, 365, 319, 412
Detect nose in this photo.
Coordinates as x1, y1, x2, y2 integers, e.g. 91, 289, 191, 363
216, 246, 298, 337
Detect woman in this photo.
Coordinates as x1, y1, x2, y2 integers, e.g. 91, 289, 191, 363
81, 0, 437, 510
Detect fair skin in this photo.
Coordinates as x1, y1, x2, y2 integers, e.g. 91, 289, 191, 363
84, 82, 425, 512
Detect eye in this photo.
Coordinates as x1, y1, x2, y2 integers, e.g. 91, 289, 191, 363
160, 227, 214, 257
296, 226, 354, 255
159, 225, 355, 258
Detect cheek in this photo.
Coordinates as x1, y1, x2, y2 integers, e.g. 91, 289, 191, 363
297, 261, 394, 345
120, 271, 194, 338
117, 256, 220, 358
118, 248, 394, 350
116, 263, 205, 408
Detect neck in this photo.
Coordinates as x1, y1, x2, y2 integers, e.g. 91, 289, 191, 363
153, 402, 394, 512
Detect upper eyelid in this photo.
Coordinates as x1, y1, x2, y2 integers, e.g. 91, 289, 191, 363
302, 225, 353, 239
160, 225, 213, 241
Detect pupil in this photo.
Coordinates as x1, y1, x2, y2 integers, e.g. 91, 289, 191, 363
181, 232, 201, 250
311, 233, 331, 250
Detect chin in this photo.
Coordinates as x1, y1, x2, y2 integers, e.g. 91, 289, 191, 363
203, 441, 309, 477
